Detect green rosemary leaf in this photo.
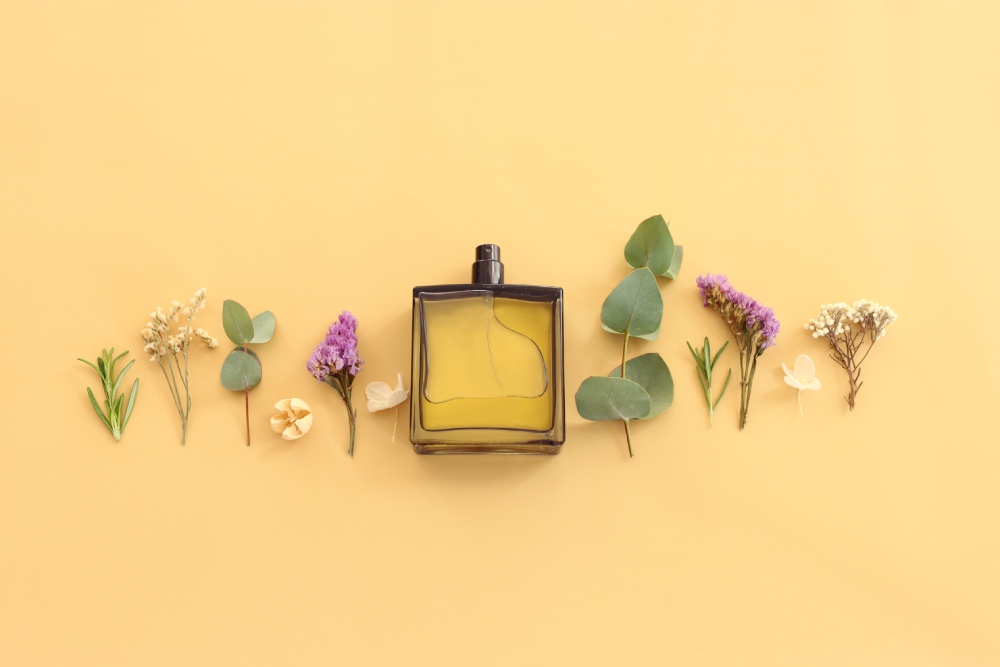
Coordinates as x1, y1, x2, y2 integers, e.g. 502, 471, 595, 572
110, 349, 127, 376
111, 359, 135, 398
687, 341, 704, 366
714, 369, 733, 410
711, 340, 729, 370
78, 358, 101, 374
87, 387, 113, 432
122, 379, 139, 429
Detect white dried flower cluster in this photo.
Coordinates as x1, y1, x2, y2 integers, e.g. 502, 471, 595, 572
804, 298, 898, 410
804, 300, 897, 341
804, 302, 852, 339
852, 299, 898, 339
141, 288, 218, 362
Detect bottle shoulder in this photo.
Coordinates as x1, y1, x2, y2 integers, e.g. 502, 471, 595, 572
413, 284, 563, 300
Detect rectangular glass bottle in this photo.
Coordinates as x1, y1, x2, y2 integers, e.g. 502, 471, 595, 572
410, 244, 565, 454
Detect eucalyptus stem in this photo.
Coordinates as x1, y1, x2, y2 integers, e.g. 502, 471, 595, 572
623, 419, 634, 458
243, 343, 252, 446
621, 333, 629, 379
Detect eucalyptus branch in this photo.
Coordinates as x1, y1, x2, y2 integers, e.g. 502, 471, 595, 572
220, 299, 276, 446
575, 215, 681, 458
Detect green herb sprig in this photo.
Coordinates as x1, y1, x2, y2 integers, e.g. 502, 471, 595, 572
686, 337, 732, 427
78, 348, 139, 441
574, 215, 681, 457
220, 299, 275, 446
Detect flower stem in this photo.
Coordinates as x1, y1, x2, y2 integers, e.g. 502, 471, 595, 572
346, 401, 357, 457
336, 377, 357, 457
738, 344, 759, 431
738, 347, 750, 430
622, 419, 634, 458
391, 405, 398, 443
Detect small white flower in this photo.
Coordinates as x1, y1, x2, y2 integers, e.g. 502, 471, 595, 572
365, 373, 410, 442
365, 373, 409, 412
269, 398, 313, 441
782, 354, 821, 417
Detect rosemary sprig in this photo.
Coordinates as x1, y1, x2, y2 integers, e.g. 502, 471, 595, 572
78, 348, 139, 441
686, 337, 731, 427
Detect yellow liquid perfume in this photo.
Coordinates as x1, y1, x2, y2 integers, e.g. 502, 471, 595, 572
410, 244, 565, 454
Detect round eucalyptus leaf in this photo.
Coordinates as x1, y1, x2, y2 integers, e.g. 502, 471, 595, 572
610, 352, 674, 419
575, 376, 651, 422
663, 245, 683, 280
220, 348, 262, 391
624, 215, 676, 276
600, 268, 663, 340
222, 299, 254, 346
250, 311, 276, 344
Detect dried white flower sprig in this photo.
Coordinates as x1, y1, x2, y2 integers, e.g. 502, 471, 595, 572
805, 300, 897, 410
141, 288, 219, 444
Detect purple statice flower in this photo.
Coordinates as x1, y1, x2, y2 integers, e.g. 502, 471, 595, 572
696, 274, 779, 430
697, 273, 780, 352
307, 311, 364, 382
696, 273, 733, 305
307, 311, 364, 456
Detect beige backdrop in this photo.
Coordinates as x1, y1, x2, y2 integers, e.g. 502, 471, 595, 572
2, 1, 999, 665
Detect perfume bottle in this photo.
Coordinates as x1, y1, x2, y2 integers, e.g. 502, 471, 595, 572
410, 244, 565, 454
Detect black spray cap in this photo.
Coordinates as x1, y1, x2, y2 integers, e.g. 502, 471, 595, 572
472, 244, 504, 284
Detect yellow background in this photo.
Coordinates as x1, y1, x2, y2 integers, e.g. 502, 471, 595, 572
2, 1, 999, 664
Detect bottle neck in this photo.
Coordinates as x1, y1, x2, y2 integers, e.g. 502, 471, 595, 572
472, 244, 504, 284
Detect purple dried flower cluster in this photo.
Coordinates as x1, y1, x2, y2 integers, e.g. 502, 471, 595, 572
696, 273, 779, 430
307, 311, 364, 383
697, 273, 780, 351
307, 311, 363, 456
